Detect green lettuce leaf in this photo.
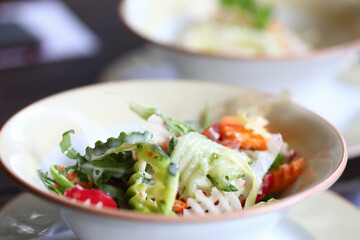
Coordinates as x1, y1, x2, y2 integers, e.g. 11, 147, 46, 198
66, 131, 151, 185
80, 151, 135, 186
130, 102, 199, 136
85, 131, 152, 161
57, 129, 179, 214
101, 184, 130, 209
60, 130, 79, 159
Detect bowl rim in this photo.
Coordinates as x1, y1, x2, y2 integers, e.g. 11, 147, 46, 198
0, 80, 348, 223
118, 0, 360, 62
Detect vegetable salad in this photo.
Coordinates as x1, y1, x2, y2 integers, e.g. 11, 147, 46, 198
179, 0, 310, 57
38, 103, 304, 215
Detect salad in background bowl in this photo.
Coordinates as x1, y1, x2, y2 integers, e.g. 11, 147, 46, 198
119, 0, 360, 93
178, 0, 310, 57
0, 81, 347, 240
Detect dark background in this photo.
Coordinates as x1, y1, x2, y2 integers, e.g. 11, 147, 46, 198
0, 0, 359, 210
0, 0, 144, 205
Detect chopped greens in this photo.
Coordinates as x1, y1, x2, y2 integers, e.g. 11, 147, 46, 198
38, 170, 64, 195
84, 131, 152, 161
60, 130, 79, 159
40, 128, 180, 215
58, 130, 151, 187
38, 102, 300, 216
170, 132, 258, 208
130, 102, 199, 136
50, 165, 74, 190
220, 0, 273, 29
207, 175, 238, 192
101, 184, 130, 209
80, 151, 135, 186
167, 137, 177, 157
270, 153, 283, 170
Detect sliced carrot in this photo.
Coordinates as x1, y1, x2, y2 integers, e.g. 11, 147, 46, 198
221, 116, 243, 127
55, 183, 60, 188
57, 165, 65, 171
220, 116, 268, 151
66, 172, 78, 181
268, 158, 305, 194
173, 199, 187, 214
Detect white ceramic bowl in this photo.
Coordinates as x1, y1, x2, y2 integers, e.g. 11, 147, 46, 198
0, 81, 347, 240
119, 0, 360, 94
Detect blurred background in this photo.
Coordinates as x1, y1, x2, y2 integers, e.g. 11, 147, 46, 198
0, 0, 144, 206
1, 0, 360, 215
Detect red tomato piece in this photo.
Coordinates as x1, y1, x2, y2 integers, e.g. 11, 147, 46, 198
219, 138, 241, 150
202, 123, 221, 141
64, 186, 117, 209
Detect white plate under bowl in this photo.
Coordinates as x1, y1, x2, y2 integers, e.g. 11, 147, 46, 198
0, 190, 358, 240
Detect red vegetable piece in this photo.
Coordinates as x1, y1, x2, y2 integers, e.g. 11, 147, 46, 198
288, 150, 297, 161
173, 199, 187, 214
268, 158, 305, 194
256, 172, 273, 203
64, 186, 117, 209
219, 138, 241, 150
202, 123, 221, 141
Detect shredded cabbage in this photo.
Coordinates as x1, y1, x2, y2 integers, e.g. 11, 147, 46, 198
171, 132, 258, 208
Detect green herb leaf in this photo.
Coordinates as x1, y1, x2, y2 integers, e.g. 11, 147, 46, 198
270, 153, 283, 170
59, 130, 79, 159
130, 102, 200, 136
254, 4, 272, 29
50, 165, 75, 190
220, 0, 273, 29
38, 169, 63, 195
167, 137, 177, 156
207, 175, 239, 192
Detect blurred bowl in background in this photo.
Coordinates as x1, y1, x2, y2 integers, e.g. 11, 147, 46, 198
119, 0, 360, 94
